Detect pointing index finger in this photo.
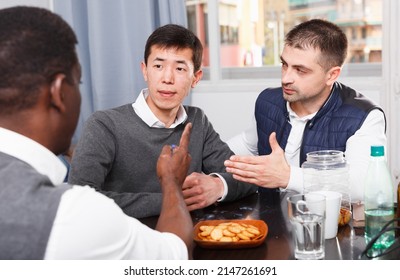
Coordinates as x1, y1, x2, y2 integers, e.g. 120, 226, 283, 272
179, 122, 192, 150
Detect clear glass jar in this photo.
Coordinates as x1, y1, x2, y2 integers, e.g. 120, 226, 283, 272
302, 150, 351, 226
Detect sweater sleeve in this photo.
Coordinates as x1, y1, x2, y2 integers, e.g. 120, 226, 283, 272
199, 111, 258, 201
68, 113, 162, 218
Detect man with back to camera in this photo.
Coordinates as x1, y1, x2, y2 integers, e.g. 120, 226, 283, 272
68, 23, 257, 218
0, 6, 193, 260
224, 19, 386, 203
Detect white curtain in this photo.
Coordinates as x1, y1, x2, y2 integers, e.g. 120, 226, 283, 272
53, 0, 188, 142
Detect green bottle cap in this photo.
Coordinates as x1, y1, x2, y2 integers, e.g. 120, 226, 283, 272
371, 145, 384, 156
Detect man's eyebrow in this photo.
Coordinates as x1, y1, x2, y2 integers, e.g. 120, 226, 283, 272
175, 59, 188, 65
280, 55, 311, 71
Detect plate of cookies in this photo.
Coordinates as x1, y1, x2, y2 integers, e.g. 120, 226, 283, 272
193, 219, 268, 249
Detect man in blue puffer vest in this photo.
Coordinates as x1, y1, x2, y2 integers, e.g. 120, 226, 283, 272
225, 19, 386, 204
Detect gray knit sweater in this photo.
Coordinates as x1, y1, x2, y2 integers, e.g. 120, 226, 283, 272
69, 104, 256, 218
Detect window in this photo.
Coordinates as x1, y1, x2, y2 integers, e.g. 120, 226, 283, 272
185, 0, 382, 80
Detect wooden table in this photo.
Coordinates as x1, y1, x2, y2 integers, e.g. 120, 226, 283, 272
140, 190, 398, 260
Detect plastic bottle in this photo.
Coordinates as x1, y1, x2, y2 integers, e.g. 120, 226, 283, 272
364, 146, 395, 256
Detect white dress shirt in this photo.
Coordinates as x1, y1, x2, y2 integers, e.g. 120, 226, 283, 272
132, 89, 229, 201
0, 127, 187, 260
227, 105, 387, 202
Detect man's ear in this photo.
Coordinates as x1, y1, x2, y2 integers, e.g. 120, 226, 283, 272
141, 61, 148, 82
326, 66, 341, 86
191, 69, 203, 88
49, 74, 67, 113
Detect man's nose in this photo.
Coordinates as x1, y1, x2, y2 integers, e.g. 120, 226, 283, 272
281, 68, 294, 85
162, 67, 174, 84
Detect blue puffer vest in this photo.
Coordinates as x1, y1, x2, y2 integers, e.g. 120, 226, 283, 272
255, 82, 385, 167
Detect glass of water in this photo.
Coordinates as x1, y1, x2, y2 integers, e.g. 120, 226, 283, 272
287, 193, 326, 260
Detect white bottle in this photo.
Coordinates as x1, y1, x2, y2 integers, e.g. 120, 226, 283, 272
364, 145, 395, 256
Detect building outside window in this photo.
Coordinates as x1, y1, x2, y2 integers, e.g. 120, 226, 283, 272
185, 0, 382, 79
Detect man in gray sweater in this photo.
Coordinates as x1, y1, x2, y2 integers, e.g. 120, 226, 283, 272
69, 24, 257, 218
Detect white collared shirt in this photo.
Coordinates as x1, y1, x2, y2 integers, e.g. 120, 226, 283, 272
132, 88, 187, 128
285, 103, 317, 167
0, 127, 187, 259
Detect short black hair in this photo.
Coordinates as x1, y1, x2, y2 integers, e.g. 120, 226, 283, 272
285, 19, 348, 70
144, 24, 203, 73
0, 6, 78, 115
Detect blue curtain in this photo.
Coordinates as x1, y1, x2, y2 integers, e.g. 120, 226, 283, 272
53, 0, 188, 143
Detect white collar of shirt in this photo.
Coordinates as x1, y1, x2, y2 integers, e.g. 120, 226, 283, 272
132, 89, 187, 128
286, 102, 317, 122
0, 127, 67, 185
